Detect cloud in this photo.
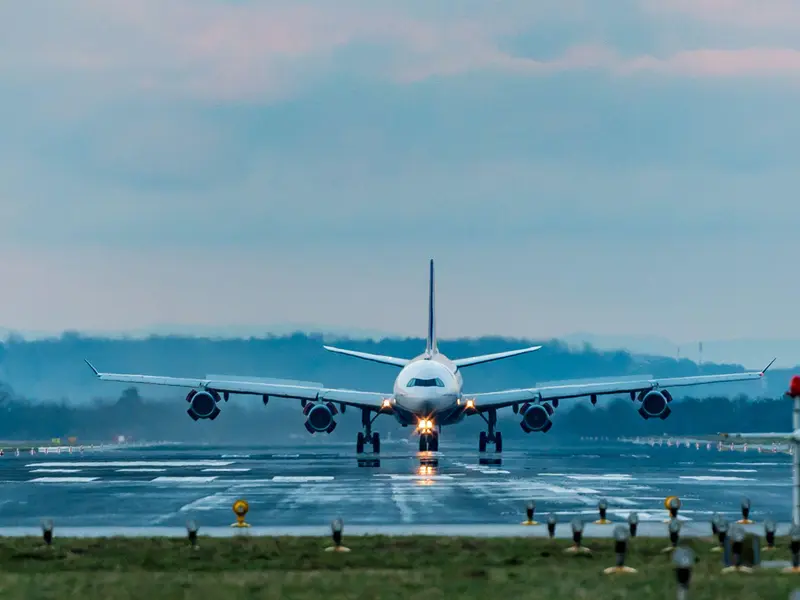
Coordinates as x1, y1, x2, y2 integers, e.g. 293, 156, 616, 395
641, 0, 800, 29
5, 0, 800, 109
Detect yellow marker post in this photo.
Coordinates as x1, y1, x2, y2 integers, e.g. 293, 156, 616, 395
664, 496, 681, 523
231, 499, 251, 528
521, 502, 539, 526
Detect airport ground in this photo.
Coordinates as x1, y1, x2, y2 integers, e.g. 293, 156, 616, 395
0, 439, 790, 529
0, 535, 796, 599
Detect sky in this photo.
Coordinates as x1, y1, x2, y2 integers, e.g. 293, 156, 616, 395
1, 0, 799, 344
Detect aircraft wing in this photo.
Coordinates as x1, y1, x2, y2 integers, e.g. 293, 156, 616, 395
84, 360, 389, 411
466, 360, 774, 411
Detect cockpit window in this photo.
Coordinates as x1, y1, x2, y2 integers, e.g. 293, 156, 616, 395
407, 378, 444, 388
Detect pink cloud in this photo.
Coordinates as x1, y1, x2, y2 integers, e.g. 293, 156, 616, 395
641, 0, 800, 29
621, 48, 800, 77
3, 0, 800, 104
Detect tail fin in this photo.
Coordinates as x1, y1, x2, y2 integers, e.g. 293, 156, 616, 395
426, 259, 437, 355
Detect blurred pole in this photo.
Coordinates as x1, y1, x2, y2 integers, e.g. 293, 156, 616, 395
794, 394, 800, 526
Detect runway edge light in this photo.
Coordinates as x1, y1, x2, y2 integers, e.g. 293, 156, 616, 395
783, 525, 800, 573
522, 501, 539, 526
764, 519, 777, 551
231, 499, 251, 528
565, 518, 590, 554
673, 547, 694, 599
325, 518, 350, 553
712, 518, 729, 553
738, 497, 754, 524
663, 519, 681, 553
595, 498, 610, 525
41, 519, 53, 546
722, 524, 753, 574
603, 525, 636, 575
186, 520, 199, 549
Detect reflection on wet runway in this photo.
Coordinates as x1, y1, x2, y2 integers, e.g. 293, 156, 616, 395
0, 440, 790, 528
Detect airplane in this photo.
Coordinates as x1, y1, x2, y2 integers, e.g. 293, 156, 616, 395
84, 259, 775, 456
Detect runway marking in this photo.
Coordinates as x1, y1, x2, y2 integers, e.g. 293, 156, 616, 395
150, 476, 218, 483
202, 468, 251, 472
25, 461, 235, 468
272, 476, 334, 482
565, 474, 632, 480
116, 468, 166, 472
29, 468, 82, 473
709, 469, 758, 473
29, 477, 99, 482
679, 475, 757, 481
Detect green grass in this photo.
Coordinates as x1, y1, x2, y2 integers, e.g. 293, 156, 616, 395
0, 535, 797, 599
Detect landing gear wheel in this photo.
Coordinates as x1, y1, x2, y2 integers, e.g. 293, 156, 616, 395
495, 431, 503, 453
479, 431, 487, 453
419, 435, 428, 452
430, 435, 439, 452
356, 432, 365, 454
371, 432, 380, 454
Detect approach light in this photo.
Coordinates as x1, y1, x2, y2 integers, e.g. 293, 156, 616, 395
522, 501, 539, 526
596, 499, 610, 524
565, 518, 590, 554
603, 525, 636, 574
738, 497, 754, 524
547, 514, 557, 538
41, 519, 53, 546
628, 512, 639, 537
186, 520, 198, 548
765, 519, 777, 550
325, 518, 350, 552
673, 547, 695, 594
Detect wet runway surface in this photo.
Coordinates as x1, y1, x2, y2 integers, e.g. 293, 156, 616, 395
0, 440, 791, 529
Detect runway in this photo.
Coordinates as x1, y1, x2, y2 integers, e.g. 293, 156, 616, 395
0, 438, 791, 532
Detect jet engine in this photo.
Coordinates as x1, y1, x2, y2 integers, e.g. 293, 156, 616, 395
303, 402, 338, 434
520, 402, 554, 433
186, 390, 221, 420
637, 390, 672, 420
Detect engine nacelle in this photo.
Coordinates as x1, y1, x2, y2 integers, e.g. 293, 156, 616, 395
186, 390, 221, 421
303, 402, 338, 434
637, 390, 672, 420
520, 402, 554, 433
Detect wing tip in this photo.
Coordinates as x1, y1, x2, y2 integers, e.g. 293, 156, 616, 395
760, 357, 777, 375
84, 359, 99, 376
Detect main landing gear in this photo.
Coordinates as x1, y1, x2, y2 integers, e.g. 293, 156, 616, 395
356, 408, 380, 454
478, 408, 502, 453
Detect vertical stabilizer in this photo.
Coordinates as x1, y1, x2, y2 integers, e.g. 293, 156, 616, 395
426, 259, 437, 355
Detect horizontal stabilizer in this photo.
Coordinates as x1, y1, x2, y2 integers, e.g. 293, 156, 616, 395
323, 346, 410, 367
452, 345, 542, 369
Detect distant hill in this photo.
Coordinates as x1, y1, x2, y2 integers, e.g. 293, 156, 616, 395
0, 332, 788, 404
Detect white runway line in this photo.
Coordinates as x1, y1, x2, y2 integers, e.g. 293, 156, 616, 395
679, 475, 757, 481
29, 477, 99, 482
150, 476, 218, 483
29, 469, 82, 473
116, 468, 167, 473
271, 476, 334, 482
26, 461, 235, 468
201, 468, 251, 472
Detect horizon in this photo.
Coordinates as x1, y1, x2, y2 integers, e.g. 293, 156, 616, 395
2, 2, 799, 342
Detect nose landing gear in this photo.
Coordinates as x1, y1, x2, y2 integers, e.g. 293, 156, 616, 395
419, 432, 439, 452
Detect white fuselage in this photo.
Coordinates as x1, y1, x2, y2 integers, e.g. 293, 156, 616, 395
391, 353, 463, 421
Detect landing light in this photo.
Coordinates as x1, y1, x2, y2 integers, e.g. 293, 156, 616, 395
382, 399, 392, 409
466, 399, 475, 409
